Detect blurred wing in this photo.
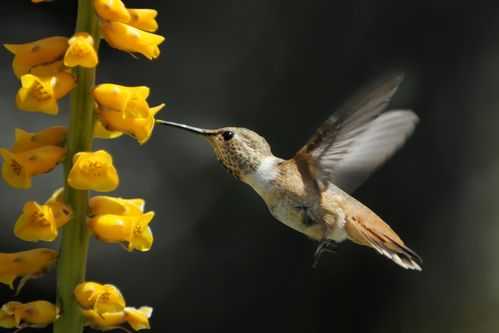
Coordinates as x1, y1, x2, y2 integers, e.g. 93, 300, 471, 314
295, 74, 418, 192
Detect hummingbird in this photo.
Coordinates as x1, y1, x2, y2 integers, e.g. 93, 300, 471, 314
157, 73, 422, 271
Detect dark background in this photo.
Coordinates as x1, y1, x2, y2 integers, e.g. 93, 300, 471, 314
1, 1, 498, 332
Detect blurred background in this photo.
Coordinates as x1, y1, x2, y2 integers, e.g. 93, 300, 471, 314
0, 1, 498, 332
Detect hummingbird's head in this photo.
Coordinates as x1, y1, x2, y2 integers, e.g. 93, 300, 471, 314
157, 120, 273, 179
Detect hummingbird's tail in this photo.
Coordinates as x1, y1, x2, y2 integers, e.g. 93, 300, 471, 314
345, 214, 423, 271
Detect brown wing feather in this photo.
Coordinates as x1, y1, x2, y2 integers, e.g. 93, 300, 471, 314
298, 73, 404, 155
295, 73, 417, 193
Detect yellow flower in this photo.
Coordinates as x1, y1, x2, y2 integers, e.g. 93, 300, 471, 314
93, 83, 151, 118
45, 187, 72, 227
16, 72, 76, 115
88, 211, 155, 251
100, 103, 165, 144
14, 192, 71, 242
94, 120, 124, 139
0, 248, 57, 290
93, 83, 164, 143
14, 201, 57, 242
76, 282, 152, 331
88, 195, 154, 251
0, 301, 59, 328
82, 306, 152, 331
93, 0, 131, 23
4, 36, 68, 77
67, 150, 119, 192
89, 196, 145, 216
0, 145, 66, 189
101, 21, 165, 60
11, 126, 66, 153
75, 282, 126, 315
124, 306, 152, 331
64, 32, 99, 68
128, 9, 159, 32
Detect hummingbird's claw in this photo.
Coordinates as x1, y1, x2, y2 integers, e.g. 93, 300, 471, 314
313, 240, 338, 268
295, 205, 317, 227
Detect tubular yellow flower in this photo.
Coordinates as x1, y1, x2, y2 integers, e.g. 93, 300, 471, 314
101, 21, 165, 60
14, 201, 58, 242
14, 191, 71, 242
128, 9, 159, 32
0, 248, 57, 290
4, 36, 68, 77
99, 103, 165, 144
12, 126, 66, 153
93, 0, 131, 23
1, 301, 59, 328
93, 83, 164, 143
0, 145, 65, 189
76, 283, 152, 331
89, 196, 145, 216
67, 150, 119, 192
82, 306, 152, 331
45, 187, 73, 227
64, 32, 99, 68
75, 282, 126, 315
88, 211, 155, 252
16, 72, 76, 115
93, 83, 150, 118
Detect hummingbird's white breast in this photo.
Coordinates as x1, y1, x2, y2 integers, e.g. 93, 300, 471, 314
242, 156, 282, 197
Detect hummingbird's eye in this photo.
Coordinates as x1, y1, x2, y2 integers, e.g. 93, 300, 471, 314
222, 131, 234, 141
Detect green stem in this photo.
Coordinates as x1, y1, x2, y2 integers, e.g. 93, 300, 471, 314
54, 1, 100, 332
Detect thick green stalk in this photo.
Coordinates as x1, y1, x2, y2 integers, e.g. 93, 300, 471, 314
54, 1, 100, 332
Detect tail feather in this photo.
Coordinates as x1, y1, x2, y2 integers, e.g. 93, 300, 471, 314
344, 214, 423, 271
360, 225, 422, 271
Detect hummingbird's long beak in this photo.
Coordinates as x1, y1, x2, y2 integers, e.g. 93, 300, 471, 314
156, 120, 216, 136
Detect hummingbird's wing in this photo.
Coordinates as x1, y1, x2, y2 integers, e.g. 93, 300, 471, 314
295, 73, 418, 193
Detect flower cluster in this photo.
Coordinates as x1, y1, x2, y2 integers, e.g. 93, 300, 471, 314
0, 0, 165, 331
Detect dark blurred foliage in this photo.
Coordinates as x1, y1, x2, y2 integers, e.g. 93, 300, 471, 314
1, 1, 499, 332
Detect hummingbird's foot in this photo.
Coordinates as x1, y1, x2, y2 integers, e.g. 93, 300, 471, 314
313, 240, 338, 268
295, 205, 316, 227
